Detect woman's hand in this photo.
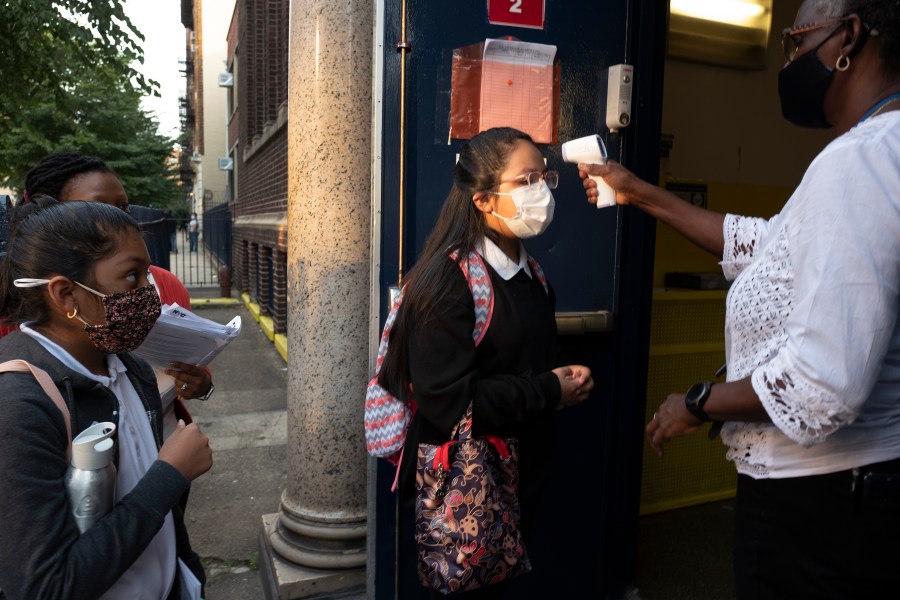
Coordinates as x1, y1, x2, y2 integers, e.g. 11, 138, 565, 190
165, 362, 212, 400
580, 160, 728, 257
158, 419, 213, 481
553, 365, 594, 409
645, 393, 704, 457
578, 161, 648, 207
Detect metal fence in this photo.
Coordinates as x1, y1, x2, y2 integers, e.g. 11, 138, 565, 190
131, 205, 172, 272
203, 203, 232, 270
130, 204, 232, 288
0, 201, 232, 289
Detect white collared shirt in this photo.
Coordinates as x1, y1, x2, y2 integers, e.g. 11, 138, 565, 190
21, 325, 177, 599
477, 237, 532, 280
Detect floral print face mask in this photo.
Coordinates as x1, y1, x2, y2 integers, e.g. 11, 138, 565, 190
72, 282, 161, 354
13, 278, 161, 354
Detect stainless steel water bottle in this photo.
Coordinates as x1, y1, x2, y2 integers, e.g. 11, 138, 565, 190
64, 422, 117, 533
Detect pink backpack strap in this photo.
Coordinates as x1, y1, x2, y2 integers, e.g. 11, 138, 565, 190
0, 360, 72, 461
450, 249, 494, 346
373, 286, 405, 374
526, 255, 549, 294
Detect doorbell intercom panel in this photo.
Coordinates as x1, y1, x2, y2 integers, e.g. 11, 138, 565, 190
606, 64, 633, 133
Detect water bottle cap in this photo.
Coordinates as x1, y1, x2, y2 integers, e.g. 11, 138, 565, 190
71, 422, 116, 470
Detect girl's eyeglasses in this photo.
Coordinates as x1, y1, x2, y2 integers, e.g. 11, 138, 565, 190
498, 170, 559, 190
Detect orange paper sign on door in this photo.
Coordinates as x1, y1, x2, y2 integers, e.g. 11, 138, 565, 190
479, 38, 557, 143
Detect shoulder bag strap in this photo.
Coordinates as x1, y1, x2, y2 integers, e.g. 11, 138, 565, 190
0, 360, 72, 461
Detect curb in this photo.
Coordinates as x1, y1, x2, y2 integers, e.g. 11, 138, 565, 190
240, 293, 288, 364
190, 297, 242, 308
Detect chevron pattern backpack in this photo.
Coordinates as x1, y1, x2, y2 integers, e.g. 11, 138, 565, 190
364, 249, 547, 470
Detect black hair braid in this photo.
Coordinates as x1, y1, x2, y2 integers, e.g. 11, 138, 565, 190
22, 152, 114, 202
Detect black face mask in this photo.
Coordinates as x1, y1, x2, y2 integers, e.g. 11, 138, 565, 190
778, 27, 842, 128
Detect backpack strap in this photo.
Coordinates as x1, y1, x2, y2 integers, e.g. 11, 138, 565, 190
453, 249, 549, 339
450, 249, 495, 346
526, 255, 549, 294
372, 286, 405, 376
0, 360, 72, 462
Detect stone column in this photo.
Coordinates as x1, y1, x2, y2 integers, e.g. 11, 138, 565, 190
259, 0, 371, 598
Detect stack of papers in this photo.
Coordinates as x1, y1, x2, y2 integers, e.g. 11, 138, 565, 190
134, 304, 241, 401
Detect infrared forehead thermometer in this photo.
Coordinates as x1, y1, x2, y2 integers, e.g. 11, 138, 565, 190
561, 135, 617, 208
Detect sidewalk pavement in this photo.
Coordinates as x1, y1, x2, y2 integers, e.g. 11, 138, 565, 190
183, 287, 287, 599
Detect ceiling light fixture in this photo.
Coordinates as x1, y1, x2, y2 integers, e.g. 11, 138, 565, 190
671, 0, 767, 28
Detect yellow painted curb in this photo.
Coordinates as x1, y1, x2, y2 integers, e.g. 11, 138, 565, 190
247, 302, 261, 322
239, 292, 286, 362
190, 297, 241, 309
260, 316, 275, 342
274, 334, 288, 363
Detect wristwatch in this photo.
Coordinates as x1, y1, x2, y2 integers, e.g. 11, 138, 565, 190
684, 381, 713, 422
193, 383, 215, 402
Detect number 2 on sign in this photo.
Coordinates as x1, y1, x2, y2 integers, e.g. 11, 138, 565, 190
510, 0, 522, 13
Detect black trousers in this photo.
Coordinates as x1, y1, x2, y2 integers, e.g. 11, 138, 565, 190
734, 459, 900, 600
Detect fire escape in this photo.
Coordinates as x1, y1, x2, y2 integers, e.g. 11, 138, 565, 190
179, 0, 197, 201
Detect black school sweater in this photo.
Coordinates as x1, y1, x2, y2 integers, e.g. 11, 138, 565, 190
398, 256, 562, 514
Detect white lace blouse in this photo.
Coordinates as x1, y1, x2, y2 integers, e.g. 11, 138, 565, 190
720, 111, 900, 479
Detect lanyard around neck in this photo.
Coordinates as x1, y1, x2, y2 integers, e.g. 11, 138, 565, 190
859, 92, 900, 123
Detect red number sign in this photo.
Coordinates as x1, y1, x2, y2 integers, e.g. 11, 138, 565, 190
488, 0, 545, 30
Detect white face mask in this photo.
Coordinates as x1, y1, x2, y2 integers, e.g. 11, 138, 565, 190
490, 181, 555, 239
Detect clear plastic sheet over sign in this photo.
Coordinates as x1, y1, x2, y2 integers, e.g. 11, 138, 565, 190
449, 39, 560, 144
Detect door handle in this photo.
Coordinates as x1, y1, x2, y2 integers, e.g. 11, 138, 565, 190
555, 311, 614, 334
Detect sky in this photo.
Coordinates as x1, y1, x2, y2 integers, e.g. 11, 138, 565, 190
124, 0, 184, 139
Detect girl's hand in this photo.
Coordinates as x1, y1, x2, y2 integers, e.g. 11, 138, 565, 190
552, 365, 594, 410
158, 420, 213, 481
165, 362, 213, 400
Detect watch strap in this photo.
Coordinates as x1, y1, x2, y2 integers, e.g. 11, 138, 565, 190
193, 383, 215, 402
685, 380, 713, 422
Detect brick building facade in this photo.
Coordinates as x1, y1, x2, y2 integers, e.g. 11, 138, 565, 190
226, 0, 290, 334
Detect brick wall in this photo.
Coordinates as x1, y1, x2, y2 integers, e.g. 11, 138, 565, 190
240, 128, 288, 217
228, 0, 290, 335
236, 0, 287, 147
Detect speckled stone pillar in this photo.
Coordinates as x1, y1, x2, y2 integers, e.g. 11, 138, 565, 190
259, 0, 371, 597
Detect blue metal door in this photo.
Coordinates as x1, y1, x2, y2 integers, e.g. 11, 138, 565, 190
374, 1, 667, 597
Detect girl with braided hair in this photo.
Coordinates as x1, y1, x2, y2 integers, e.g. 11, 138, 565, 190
20, 152, 129, 211
5, 152, 215, 436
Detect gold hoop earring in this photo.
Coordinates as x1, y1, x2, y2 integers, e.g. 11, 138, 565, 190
836, 55, 850, 72
67, 307, 78, 319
